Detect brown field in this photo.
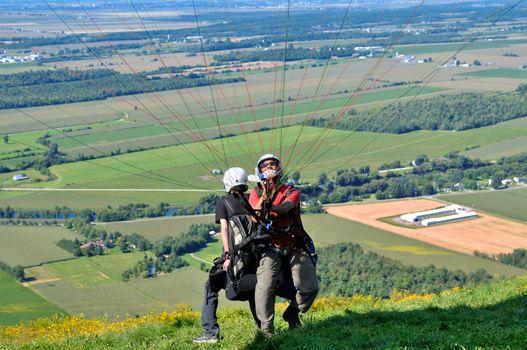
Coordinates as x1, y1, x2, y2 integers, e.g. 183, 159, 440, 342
326, 199, 527, 255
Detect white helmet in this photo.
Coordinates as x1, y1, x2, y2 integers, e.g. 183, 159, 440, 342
223, 167, 248, 192
255, 153, 282, 180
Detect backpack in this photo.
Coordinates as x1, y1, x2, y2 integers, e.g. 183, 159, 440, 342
221, 195, 259, 301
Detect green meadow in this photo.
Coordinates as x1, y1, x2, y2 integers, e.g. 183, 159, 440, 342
28, 267, 209, 318
0, 226, 79, 267
0, 270, 64, 326
461, 68, 527, 80
48, 122, 527, 188
439, 187, 527, 224
462, 135, 527, 159
99, 214, 215, 242
2, 115, 527, 210
49, 85, 446, 155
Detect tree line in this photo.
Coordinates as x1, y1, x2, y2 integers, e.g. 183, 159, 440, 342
299, 151, 527, 204
317, 242, 493, 298
474, 249, 527, 269
305, 91, 527, 134
0, 69, 244, 110
213, 46, 358, 63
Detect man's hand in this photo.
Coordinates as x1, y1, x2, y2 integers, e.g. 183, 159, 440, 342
222, 258, 231, 271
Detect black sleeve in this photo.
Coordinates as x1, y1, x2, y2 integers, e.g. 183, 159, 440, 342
215, 198, 227, 224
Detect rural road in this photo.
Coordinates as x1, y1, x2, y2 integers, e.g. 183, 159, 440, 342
190, 253, 213, 266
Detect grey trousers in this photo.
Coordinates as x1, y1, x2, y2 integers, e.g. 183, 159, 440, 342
255, 246, 319, 332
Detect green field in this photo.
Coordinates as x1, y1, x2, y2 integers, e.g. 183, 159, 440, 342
0, 270, 64, 326
50, 121, 527, 186
462, 135, 527, 159
395, 38, 527, 55
28, 266, 210, 319
460, 68, 527, 80
0, 62, 51, 74
439, 187, 527, 223
3, 115, 527, 209
99, 214, 215, 241
44, 85, 446, 155
0, 226, 79, 267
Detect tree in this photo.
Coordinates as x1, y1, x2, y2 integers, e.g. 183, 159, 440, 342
2, 135, 8, 144
317, 172, 327, 185
12, 265, 25, 282
472, 59, 481, 66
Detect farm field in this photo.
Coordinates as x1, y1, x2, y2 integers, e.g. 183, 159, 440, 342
0, 226, 79, 267
99, 214, 215, 241
50, 85, 447, 156
0, 189, 209, 210
0, 270, 64, 326
439, 187, 527, 224
462, 135, 527, 159
50, 121, 527, 186
394, 38, 527, 55
461, 68, 527, 80
3, 116, 527, 210
26, 261, 214, 319
326, 199, 527, 256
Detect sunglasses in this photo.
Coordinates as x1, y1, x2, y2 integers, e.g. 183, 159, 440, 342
260, 160, 278, 168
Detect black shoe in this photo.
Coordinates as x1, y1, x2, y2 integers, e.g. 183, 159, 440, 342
282, 305, 301, 330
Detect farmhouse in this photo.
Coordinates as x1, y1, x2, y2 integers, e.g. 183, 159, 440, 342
12, 173, 29, 181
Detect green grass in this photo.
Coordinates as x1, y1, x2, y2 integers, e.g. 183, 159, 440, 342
439, 188, 527, 223
0, 270, 64, 326
0, 226, 79, 267
42, 252, 149, 287
190, 236, 222, 264
462, 135, 527, 159
460, 68, 527, 80
28, 266, 209, 319
2, 276, 527, 349
98, 214, 215, 242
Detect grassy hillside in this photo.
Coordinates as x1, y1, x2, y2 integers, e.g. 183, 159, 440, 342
0, 270, 65, 326
1, 276, 526, 349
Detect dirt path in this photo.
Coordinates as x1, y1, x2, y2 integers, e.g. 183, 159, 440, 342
326, 198, 527, 255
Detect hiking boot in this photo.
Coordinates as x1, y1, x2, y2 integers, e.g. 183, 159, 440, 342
192, 334, 219, 344
282, 305, 301, 330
